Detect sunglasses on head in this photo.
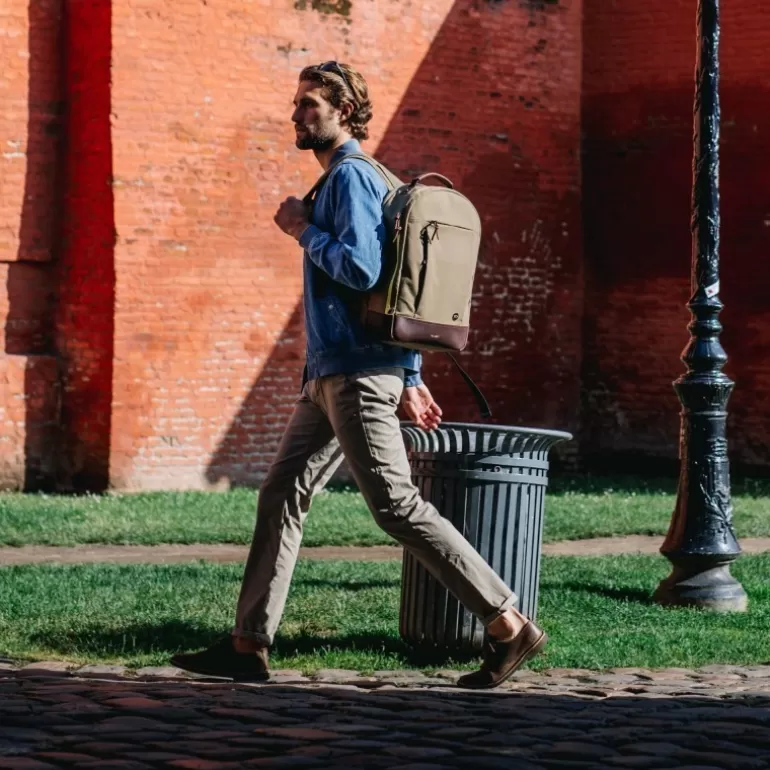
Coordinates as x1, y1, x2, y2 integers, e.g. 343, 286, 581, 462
318, 60, 352, 92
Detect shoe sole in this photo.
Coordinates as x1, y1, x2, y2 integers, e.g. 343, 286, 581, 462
170, 657, 270, 683
460, 631, 548, 690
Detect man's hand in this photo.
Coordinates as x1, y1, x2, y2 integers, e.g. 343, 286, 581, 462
274, 196, 310, 240
401, 384, 442, 431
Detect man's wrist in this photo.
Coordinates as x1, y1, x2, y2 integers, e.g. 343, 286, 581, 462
404, 372, 423, 388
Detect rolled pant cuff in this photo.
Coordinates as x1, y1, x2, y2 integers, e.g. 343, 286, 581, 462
232, 628, 272, 647
481, 593, 517, 627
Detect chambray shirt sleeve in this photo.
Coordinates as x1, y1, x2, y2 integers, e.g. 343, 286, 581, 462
298, 164, 385, 291
404, 357, 423, 388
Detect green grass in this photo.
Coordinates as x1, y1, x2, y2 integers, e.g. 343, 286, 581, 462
0, 488, 381, 548
0, 476, 769, 547
2, 555, 769, 672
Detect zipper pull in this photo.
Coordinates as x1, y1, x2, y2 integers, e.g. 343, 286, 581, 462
393, 213, 402, 242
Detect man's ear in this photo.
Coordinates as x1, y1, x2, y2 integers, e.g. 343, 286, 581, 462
339, 101, 354, 123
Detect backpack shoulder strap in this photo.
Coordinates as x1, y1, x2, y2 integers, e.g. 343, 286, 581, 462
339, 153, 402, 190
446, 353, 492, 419
302, 153, 400, 205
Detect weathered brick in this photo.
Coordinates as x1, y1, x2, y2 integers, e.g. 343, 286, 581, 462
105, 0, 583, 489
2, 0, 767, 491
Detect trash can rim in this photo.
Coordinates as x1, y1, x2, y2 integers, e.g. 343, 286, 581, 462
400, 421, 572, 442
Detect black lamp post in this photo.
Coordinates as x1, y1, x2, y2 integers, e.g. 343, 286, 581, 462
654, 0, 748, 612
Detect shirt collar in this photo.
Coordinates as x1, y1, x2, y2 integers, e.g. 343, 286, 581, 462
329, 138, 362, 166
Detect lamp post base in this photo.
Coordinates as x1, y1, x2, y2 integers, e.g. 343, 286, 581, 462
654, 559, 748, 612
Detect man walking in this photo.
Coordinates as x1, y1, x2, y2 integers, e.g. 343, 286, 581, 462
172, 62, 546, 689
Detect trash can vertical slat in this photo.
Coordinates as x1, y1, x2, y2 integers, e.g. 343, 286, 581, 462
447, 472, 463, 645
492, 481, 506, 585
531, 478, 546, 618
512, 480, 527, 610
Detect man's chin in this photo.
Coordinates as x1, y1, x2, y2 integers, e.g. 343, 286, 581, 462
295, 134, 334, 152
295, 132, 317, 150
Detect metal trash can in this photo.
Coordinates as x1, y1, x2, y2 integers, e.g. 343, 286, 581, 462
399, 422, 572, 653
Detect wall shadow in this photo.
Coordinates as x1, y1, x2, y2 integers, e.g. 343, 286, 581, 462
54, 0, 116, 492
206, 305, 306, 488
5, 1, 117, 492
580, 0, 770, 471
373, 5, 582, 429
207, 0, 581, 487
4, 1, 66, 490
579, 83, 693, 470
580, 81, 770, 473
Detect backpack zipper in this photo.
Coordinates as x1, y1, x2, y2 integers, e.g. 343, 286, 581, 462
385, 203, 413, 313
413, 223, 436, 311
392, 213, 402, 242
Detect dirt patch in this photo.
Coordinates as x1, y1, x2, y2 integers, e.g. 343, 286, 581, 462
2, 536, 769, 566
0, 544, 400, 566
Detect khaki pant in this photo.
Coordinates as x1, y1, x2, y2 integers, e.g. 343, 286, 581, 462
233, 367, 516, 645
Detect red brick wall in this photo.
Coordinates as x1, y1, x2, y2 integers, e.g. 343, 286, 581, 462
5, 0, 765, 490
0, 1, 62, 489
108, 0, 583, 489
581, 0, 770, 471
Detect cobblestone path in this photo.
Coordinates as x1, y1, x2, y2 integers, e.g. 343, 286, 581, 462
2, 663, 770, 769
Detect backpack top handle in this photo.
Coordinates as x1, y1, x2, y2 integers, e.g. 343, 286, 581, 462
410, 173, 454, 189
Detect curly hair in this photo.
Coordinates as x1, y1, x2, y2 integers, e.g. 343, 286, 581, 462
298, 62, 373, 141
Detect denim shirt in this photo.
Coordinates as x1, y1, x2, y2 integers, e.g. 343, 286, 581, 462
298, 139, 422, 386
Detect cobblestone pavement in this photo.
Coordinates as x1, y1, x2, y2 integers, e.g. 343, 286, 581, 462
2, 662, 770, 769
3, 536, 770, 566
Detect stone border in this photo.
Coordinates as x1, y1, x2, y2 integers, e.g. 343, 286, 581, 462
4, 659, 770, 697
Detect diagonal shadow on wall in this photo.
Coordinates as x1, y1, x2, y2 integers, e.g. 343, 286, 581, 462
206, 0, 582, 487
206, 304, 306, 487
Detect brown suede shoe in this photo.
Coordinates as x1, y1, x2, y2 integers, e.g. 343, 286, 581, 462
171, 636, 270, 681
456, 620, 547, 689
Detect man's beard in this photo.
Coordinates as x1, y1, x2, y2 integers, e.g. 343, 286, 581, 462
295, 124, 337, 151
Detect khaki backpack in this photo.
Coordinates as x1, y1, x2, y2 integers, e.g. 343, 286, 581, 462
304, 153, 490, 417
